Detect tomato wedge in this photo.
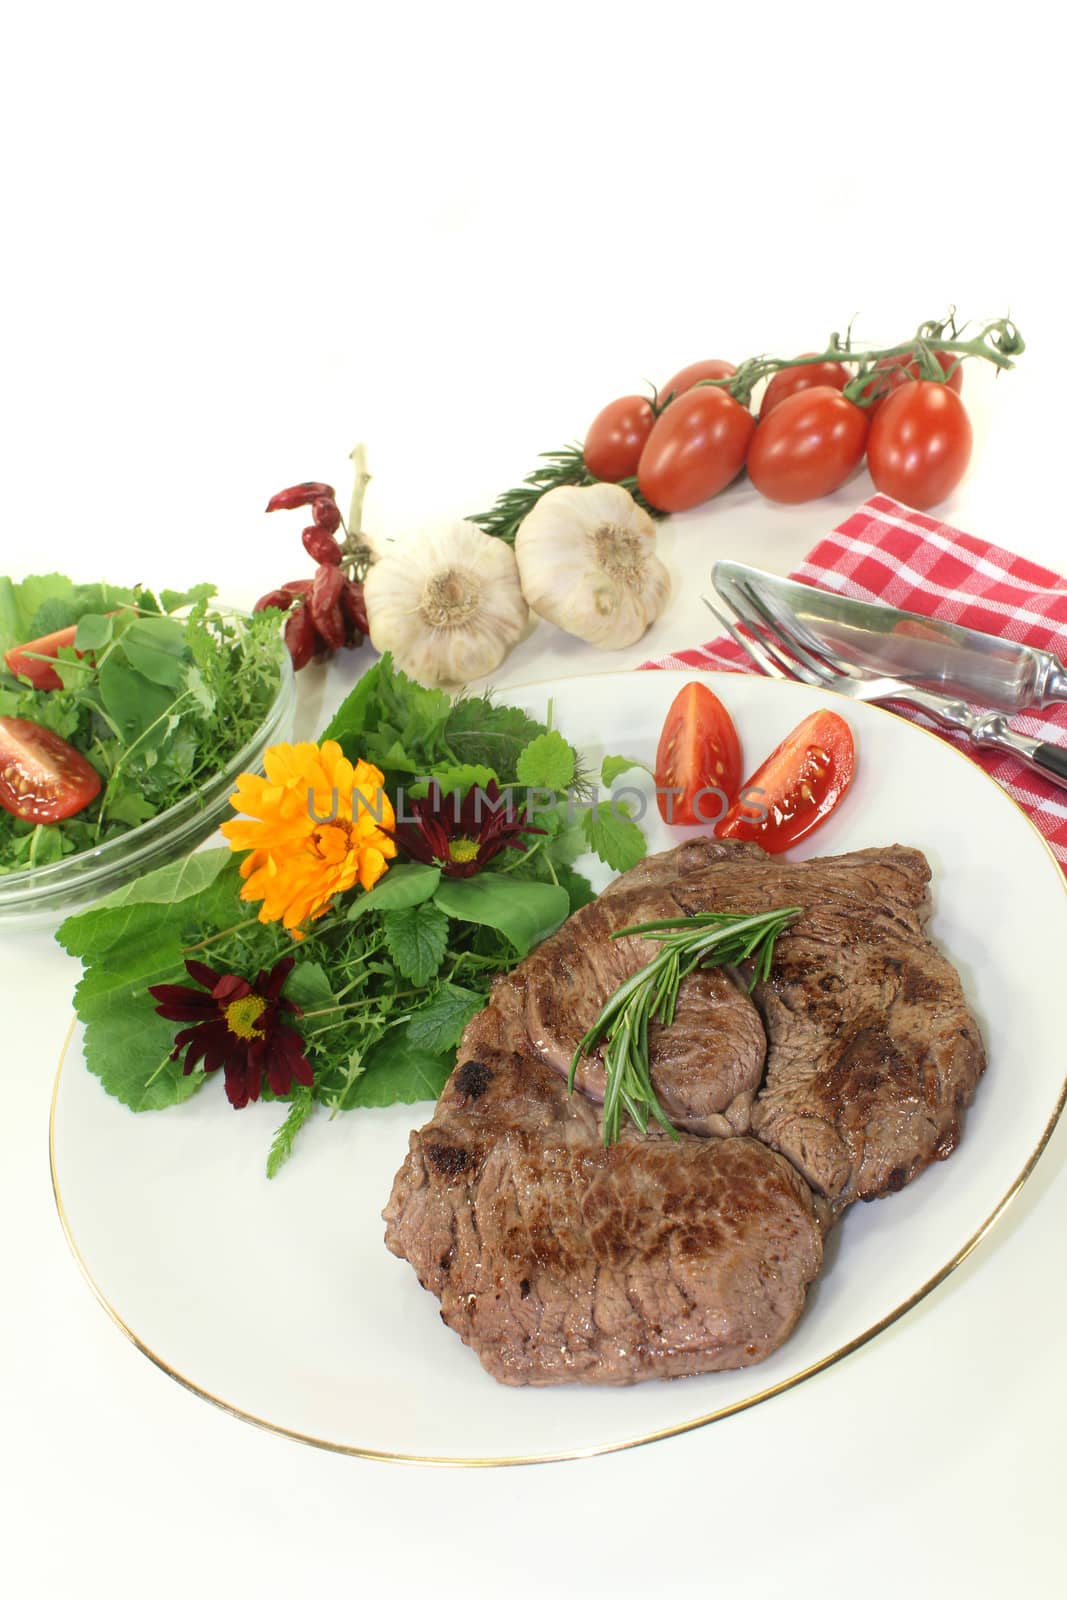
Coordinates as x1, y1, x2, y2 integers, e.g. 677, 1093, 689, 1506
0, 716, 102, 823
4, 623, 81, 690
715, 710, 854, 853
654, 681, 742, 825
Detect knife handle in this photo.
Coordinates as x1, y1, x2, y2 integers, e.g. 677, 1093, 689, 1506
971, 717, 1067, 791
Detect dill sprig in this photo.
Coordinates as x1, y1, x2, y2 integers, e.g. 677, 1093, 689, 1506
468, 444, 666, 544
570, 906, 803, 1147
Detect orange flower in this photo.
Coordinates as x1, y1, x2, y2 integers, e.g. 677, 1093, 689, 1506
220, 741, 396, 935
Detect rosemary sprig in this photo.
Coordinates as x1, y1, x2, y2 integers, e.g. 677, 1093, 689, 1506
469, 443, 666, 544
570, 906, 803, 1147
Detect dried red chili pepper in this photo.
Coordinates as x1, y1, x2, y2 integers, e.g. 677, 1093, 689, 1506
280, 578, 312, 597
307, 563, 346, 651
253, 588, 296, 614
311, 497, 342, 533
265, 482, 336, 514
301, 526, 342, 566
283, 603, 318, 670
340, 577, 369, 639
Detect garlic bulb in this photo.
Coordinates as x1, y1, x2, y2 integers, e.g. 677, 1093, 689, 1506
514, 483, 670, 649
363, 520, 528, 687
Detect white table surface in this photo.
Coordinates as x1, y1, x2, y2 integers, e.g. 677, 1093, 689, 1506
3, 5, 1065, 1596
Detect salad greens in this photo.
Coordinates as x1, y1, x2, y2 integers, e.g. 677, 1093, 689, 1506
0, 573, 285, 874
57, 654, 647, 1176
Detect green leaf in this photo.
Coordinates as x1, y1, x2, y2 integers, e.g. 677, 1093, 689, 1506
515, 729, 576, 791
433, 874, 568, 954
120, 616, 189, 687
381, 905, 449, 985
282, 959, 335, 1012
407, 764, 498, 801
556, 865, 598, 913
344, 1028, 453, 1108
58, 848, 230, 929
73, 612, 114, 651
406, 983, 483, 1053
347, 863, 441, 920
97, 651, 178, 746
601, 754, 653, 786
160, 583, 216, 613
82, 1004, 206, 1112
582, 801, 646, 873
266, 1088, 315, 1179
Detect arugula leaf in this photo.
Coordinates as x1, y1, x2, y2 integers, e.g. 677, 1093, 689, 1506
381, 905, 449, 985
433, 875, 569, 954
344, 1029, 453, 1108
347, 863, 441, 920
515, 730, 576, 791
582, 800, 647, 873
406, 983, 483, 1053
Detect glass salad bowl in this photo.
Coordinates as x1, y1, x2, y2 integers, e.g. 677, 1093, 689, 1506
0, 629, 296, 929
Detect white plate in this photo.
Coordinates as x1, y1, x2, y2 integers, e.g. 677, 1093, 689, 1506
50, 671, 1067, 1465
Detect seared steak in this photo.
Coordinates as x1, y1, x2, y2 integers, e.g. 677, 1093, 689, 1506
659, 841, 986, 1210
383, 837, 985, 1385
383, 995, 824, 1386
523, 881, 766, 1136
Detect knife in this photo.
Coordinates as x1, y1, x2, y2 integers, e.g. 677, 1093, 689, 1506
712, 560, 1067, 713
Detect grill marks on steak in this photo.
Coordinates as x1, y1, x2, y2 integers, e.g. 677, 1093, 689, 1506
522, 886, 766, 1136
383, 837, 986, 1386
383, 999, 824, 1386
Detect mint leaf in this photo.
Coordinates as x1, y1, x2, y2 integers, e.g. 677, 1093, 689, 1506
344, 1028, 452, 1107
582, 800, 646, 873
347, 863, 441, 920
515, 730, 576, 791
381, 905, 449, 985
433, 875, 569, 954
406, 983, 483, 1053
601, 754, 653, 787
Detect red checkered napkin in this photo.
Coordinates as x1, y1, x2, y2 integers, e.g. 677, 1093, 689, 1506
641, 493, 1067, 874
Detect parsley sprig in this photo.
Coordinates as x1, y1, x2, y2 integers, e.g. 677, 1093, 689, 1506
570, 906, 802, 1146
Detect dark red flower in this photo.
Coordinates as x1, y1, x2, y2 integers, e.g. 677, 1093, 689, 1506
148, 956, 313, 1110
389, 779, 543, 878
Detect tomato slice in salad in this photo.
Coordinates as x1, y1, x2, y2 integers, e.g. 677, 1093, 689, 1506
715, 710, 854, 852
4, 623, 81, 690
654, 681, 742, 825
0, 716, 102, 823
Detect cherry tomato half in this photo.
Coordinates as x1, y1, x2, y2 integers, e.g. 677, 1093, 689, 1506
746, 386, 869, 504
583, 395, 657, 482
655, 681, 742, 825
715, 710, 854, 853
637, 385, 755, 513
4, 623, 81, 691
658, 358, 737, 407
0, 715, 102, 823
758, 355, 850, 419
866, 382, 973, 510
859, 350, 964, 414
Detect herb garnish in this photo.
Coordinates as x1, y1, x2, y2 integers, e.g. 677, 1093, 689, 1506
570, 907, 802, 1146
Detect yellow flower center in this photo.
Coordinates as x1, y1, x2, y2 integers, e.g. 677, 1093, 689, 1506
224, 994, 267, 1040
448, 837, 481, 864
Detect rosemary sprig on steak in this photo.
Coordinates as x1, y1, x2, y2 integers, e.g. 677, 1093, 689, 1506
570, 906, 802, 1146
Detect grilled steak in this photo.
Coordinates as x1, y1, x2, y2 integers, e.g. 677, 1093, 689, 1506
383, 837, 985, 1385
383, 994, 824, 1386
523, 878, 766, 1136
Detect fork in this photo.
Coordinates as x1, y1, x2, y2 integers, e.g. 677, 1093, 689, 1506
703, 585, 1067, 792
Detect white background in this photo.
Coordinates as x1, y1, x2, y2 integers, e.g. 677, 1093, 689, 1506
2, 3, 1065, 1597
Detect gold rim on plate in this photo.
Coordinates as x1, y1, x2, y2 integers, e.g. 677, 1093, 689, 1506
48, 673, 1067, 1468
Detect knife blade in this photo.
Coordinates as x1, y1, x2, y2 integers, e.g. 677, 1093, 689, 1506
712, 560, 1067, 713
